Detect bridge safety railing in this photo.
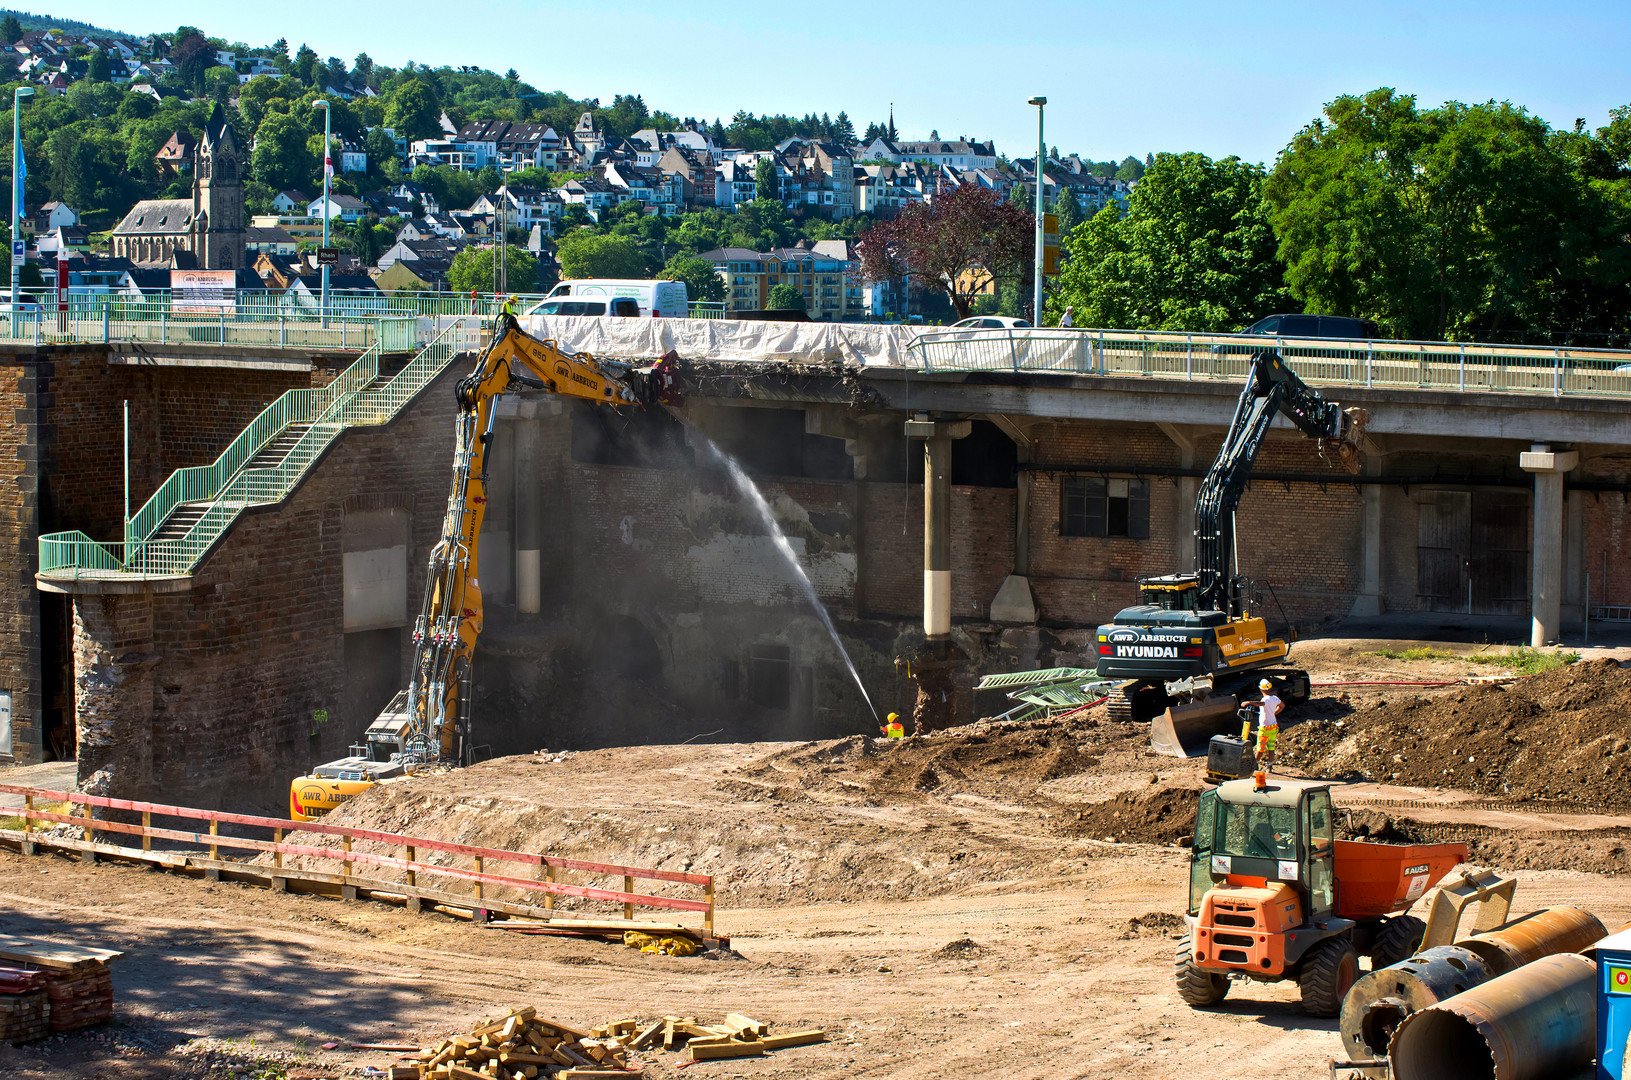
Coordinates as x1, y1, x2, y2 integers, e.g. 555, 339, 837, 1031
906, 328, 1631, 397
0, 302, 415, 352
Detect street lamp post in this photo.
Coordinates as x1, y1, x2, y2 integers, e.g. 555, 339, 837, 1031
1028, 95, 1046, 326
10, 86, 33, 311
314, 99, 331, 327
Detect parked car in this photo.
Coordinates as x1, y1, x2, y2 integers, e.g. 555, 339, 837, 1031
528, 298, 640, 318
1244, 314, 1381, 340
948, 315, 1032, 330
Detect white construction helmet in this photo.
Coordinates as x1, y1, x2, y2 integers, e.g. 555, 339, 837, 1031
1259, 678, 1273, 691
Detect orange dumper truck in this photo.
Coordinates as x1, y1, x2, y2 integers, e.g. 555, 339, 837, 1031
1176, 777, 1467, 1016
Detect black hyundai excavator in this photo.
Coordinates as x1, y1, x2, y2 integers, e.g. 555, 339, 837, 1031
1094, 350, 1369, 756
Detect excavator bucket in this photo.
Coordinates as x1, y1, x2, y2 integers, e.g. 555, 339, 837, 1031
1336, 407, 1371, 475
1149, 694, 1242, 758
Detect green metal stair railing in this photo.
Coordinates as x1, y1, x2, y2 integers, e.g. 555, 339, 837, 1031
40, 319, 479, 580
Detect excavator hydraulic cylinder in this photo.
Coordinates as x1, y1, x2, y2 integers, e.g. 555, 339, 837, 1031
1388, 952, 1597, 1080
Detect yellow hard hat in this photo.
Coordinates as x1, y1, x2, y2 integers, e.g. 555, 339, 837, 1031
1259, 678, 1273, 690
887, 713, 899, 721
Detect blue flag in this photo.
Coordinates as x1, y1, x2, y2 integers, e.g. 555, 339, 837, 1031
12, 125, 22, 213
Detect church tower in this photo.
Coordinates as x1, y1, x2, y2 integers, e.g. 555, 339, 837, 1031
194, 103, 245, 270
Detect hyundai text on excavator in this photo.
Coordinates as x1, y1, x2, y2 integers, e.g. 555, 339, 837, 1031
289, 314, 673, 820
1093, 350, 1369, 756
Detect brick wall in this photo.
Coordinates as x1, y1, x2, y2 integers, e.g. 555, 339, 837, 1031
68, 358, 464, 806
40, 355, 318, 540
857, 482, 1014, 621
0, 362, 37, 760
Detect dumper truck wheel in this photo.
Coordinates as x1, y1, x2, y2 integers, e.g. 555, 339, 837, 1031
1368, 915, 1427, 969
1174, 933, 1229, 1007
1299, 937, 1360, 1018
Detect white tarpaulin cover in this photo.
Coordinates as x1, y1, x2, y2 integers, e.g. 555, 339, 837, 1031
517, 315, 926, 367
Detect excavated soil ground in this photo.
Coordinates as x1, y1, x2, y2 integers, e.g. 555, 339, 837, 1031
2, 638, 1629, 1078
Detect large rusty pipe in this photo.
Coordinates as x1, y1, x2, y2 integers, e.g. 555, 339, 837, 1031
1341, 906, 1607, 1062
1456, 906, 1606, 976
1339, 946, 1498, 1060
1389, 952, 1597, 1080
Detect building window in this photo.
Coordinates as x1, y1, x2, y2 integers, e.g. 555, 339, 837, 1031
1061, 476, 1150, 538
747, 644, 791, 709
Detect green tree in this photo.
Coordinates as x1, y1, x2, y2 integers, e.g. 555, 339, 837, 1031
555, 231, 644, 279
1, 16, 21, 44
831, 111, 856, 146
661, 254, 724, 302
252, 111, 317, 191
386, 79, 442, 142
86, 47, 111, 82
1264, 89, 1603, 341
447, 245, 538, 292
754, 157, 778, 202
1053, 187, 1082, 232
170, 29, 214, 92
1114, 155, 1145, 181
1007, 180, 1033, 213
353, 53, 374, 86
203, 66, 238, 105
767, 282, 806, 311
293, 44, 319, 85
1049, 152, 1292, 331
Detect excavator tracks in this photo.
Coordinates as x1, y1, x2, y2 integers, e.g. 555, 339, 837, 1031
1107, 682, 1139, 723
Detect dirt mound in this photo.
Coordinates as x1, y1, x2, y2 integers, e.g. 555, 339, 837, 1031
732, 716, 1139, 806
1281, 659, 1631, 809
1060, 785, 1200, 845
1119, 912, 1185, 939
927, 938, 985, 960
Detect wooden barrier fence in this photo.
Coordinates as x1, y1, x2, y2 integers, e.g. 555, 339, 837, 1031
0, 784, 716, 937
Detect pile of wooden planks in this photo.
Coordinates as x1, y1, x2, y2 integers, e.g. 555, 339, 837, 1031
396, 1006, 826, 1079
0, 933, 122, 1038
402, 1006, 636, 1080
635, 1012, 825, 1063
0, 990, 47, 1044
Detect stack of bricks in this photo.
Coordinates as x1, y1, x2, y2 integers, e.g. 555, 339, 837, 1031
0, 934, 122, 1038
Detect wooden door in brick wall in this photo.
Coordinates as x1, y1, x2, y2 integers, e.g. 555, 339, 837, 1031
1469, 490, 1531, 615
1417, 491, 1470, 612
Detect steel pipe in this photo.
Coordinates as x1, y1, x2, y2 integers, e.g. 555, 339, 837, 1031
1340, 946, 1498, 1061
1389, 952, 1597, 1080
1457, 906, 1606, 976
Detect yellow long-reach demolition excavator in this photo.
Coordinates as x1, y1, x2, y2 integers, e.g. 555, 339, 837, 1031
289, 314, 674, 819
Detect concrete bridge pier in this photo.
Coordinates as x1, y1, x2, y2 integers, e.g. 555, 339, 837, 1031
1520, 443, 1579, 646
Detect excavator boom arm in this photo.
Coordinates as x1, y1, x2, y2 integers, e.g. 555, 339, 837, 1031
1194, 351, 1367, 612
408, 315, 644, 761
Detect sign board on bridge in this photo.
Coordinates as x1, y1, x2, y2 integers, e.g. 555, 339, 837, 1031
316, 247, 339, 266
8, 240, 21, 268
1041, 212, 1060, 276
170, 268, 237, 313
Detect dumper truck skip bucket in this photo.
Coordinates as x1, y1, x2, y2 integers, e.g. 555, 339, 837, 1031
1332, 840, 1467, 919
1150, 695, 1241, 758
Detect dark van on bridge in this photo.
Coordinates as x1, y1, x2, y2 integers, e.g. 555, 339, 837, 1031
1245, 314, 1382, 339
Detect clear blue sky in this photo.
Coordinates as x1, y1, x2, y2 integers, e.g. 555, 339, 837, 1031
49, 0, 1631, 164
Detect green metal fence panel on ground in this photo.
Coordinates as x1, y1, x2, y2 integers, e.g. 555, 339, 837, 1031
906, 328, 1631, 398
39, 319, 480, 582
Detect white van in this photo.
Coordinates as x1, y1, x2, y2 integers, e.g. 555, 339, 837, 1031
529, 279, 689, 319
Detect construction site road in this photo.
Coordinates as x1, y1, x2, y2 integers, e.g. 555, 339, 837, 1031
0, 640, 1626, 1079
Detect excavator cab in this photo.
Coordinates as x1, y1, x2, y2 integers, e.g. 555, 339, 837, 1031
1139, 575, 1202, 612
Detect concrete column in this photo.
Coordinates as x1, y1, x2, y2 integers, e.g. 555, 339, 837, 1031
1520, 444, 1579, 647
988, 415, 1037, 623
906, 417, 970, 639
924, 434, 952, 638
514, 413, 541, 616
1158, 423, 1198, 573
1350, 445, 1385, 618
